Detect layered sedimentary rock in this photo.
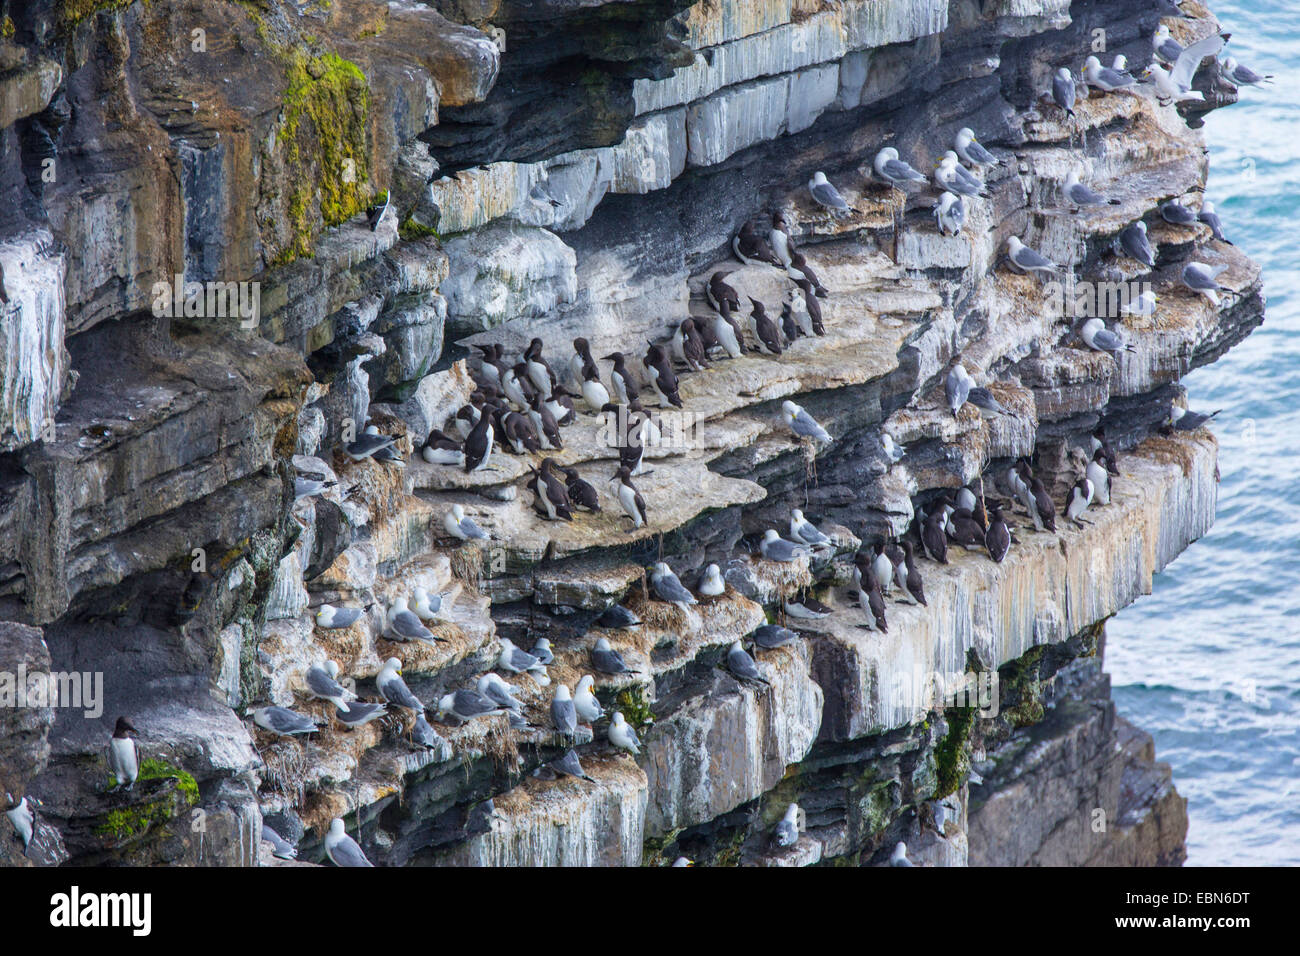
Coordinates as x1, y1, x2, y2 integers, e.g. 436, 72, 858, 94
0, 0, 1256, 866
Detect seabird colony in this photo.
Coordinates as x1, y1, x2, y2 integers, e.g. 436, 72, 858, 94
59, 0, 1250, 870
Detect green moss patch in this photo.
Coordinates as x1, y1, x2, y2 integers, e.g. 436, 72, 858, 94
933, 707, 975, 799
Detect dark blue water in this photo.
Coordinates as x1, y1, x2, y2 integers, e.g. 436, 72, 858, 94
1107, 0, 1300, 866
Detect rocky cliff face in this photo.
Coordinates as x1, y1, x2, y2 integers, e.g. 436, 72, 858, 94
0, 0, 1257, 866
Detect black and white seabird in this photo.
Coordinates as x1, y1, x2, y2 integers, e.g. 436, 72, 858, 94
523, 337, 557, 395
808, 171, 851, 213
707, 271, 742, 314
784, 595, 832, 619
898, 541, 927, 605
712, 299, 747, 359
791, 276, 825, 335
1087, 448, 1112, 505
749, 298, 783, 356
770, 211, 794, 266
650, 561, 697, 606
562, 466, 601, 512
1118, 221, 1156, 268
727, 640, 770, 684
1066, 474, 1095, 527
610, 466, 648, 529
476, 343, 508, 386
603, 351, 635, 404
592, 636, 638, 675
253, 706, 318, 737
1029, 475, 1058, 533
946, 508, 986, 548
733, 220, 783, 266
501, 362, 537, 410
1091, 426, 1120, 476
921, 509, 948, 563
984, 502, 1011, 562
1051, 67, 1076, 118
789, 250, 828, 297
642, 342, 683, 409
530, 458, 574, 522
577, 356, 611, 413
462, 408, 494, 472
365, 191, 390, 231
422, 428, 465, 466
546, 385, 578, 425
781, 299, 804, 345
108, 716, 140, 790
857, 561, 888, 632
526, 392, 563, 450
570, 337, 598, 389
